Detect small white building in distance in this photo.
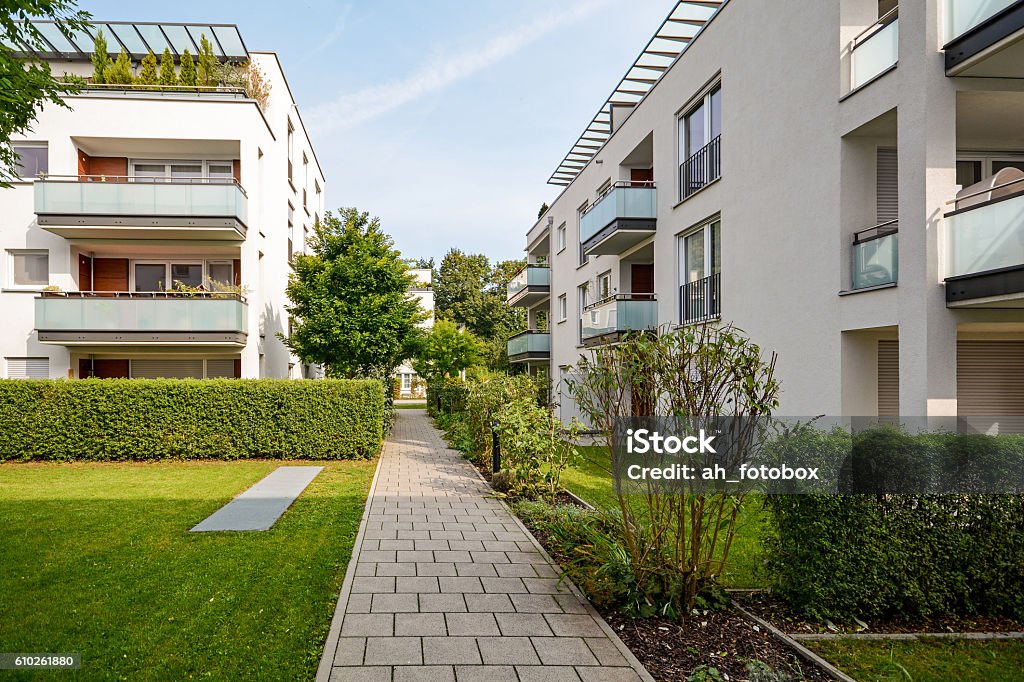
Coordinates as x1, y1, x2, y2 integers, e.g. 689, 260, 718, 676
396, 267, 434, 397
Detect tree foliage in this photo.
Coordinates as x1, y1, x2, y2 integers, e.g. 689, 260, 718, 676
284, 208, 426, 378
158, 48, 177, 86
0, 0, 90, 186
412, 319, 482, 381
90, 27, 107, 83
197, 33, 218, 86
103, 48, 133, 84
136, 50, 158, 85
178, 49, 197, 86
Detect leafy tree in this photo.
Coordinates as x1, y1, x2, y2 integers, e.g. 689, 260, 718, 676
159, 48, 177, 86
178, 49, 197, 86
284, 208, 426, 378
412, 319, 482, 381
538, 202, 549, 219
413, 257, 434, 269
197, 33, 219, 86
0, 0, 90, 186
103, 48, 133, 84
90, 28, 107, 83
136, 50, 158, 86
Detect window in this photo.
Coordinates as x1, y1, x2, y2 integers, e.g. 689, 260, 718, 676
13, 143, 48, 178
956, 153, 1024, 189
7, 250, 48, 289
598, 271, 612, 300
129, 160, 235, 182
287, 119, 295, 183
577, 284, 590, 342
558, 294, 567, 322
303, 154, 309, 206
557, 223, 567, 252
678, 219, 722, 323
132, 261, 220, 292
578, 201, 590, 265
678, 84, 722, 199
207, 261, 234, 287
6, 357, 48, 379
401, 373, 412, 391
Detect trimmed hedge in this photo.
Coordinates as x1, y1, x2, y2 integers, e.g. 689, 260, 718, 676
764, 427, 1024, 621
0, 378, 385, 461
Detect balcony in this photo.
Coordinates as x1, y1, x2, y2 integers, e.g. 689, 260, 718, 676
944, 173, 1024, 307
679, 273, 721, 325
850, 9, 899, 91
944, 0, 1024, 76
679, 136, 721, 200
579, 183, 657, 256
35, 292, 248, 346
506, 265, 550, 307
581, 295, 657, 347
34, 176, 248, 241
507, 330, 550, 363
852, 221, 899, 290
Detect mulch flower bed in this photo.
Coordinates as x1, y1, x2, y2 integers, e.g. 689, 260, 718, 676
734, 591, 1024, 635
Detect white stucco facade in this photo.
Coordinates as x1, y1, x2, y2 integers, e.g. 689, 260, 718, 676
396, 267, 435, 397
1, 25, 324, 380
512, 0, 1024, 426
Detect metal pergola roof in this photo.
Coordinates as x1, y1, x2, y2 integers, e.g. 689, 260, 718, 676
19, 21, 249, 62
548, 1, 727, 186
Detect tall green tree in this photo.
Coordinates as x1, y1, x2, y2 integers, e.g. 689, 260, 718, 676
90, 28, 107, 83
197, 33, 219, 86
158, 48, 177, 86
136, 50, 158, 85
0, 0, 90, 186
178, 49, 197, 86
103, 48, 133, 84
412, 319, 483, 381
284, 208, 426, 378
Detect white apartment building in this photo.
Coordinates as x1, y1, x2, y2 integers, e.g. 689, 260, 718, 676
1, 21, 324, 380
510, 0, 1024, 427
396, 267, 435, 397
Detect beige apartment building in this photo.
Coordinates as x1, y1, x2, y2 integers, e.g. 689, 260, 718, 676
508, 0, 1024, 425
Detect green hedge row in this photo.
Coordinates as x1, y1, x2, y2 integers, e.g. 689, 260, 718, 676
764, 427, 1024, 621
0, 379, 385, 461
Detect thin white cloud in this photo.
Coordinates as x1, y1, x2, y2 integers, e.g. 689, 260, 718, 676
312, 5, 352, 55
306, 0, 613, 132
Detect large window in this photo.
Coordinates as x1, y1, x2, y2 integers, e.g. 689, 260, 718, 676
558, 294, 567, 322
130, 160, 235, 183
557, 223, 566, 252
956, 153, 1024, 188
577, 201, 590, 265
678, 220, 721, 323
7, 250, 48, 289
678, 85, 722, 199
132, 260, 233, 292
13, 143, 48, 178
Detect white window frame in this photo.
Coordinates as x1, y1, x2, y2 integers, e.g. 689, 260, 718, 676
677, 83, 722, 200
956, 152, 1024, 188
12, 142, 48, 180
401, 373, 412, 390
577, 201, 590, 266
597, 271, 612, 301
556, 223, 567, 253
677, 218, 721, 323
6, 249, 49, 290
128, 159, 236, 182
129, 259, 207, 292
557, 294, 567, 322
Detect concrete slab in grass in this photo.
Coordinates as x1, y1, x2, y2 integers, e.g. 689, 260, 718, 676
190, 466, 323, 532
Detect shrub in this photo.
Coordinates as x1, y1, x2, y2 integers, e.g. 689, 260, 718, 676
136, 50, 158, 86
0, 379, 385, 461
104, 49, 134, 85
764, 426, 1024, 621
178, 49, 197, 86
495, 397, 580, 502
91, 30, 108, 84
159, 48, 177, 87
197, 33, 219, 86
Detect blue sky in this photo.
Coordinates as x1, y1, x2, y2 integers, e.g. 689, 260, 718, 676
77, 0, 673, 263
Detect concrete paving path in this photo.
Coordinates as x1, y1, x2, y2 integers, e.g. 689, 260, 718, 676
317, 409, 652, 682
190, 465, 323, 532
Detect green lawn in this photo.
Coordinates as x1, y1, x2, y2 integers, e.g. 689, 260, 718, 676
560, 445, 771, 588
0, 459, 376, 680
810, 637, 1024, 682
396, 402, 427, 409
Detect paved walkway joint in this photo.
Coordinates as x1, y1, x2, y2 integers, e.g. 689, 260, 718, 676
317, 409, 651, 682
190, 465, 323, 532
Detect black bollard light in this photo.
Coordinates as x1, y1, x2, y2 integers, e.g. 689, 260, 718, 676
491, 421, 501, 473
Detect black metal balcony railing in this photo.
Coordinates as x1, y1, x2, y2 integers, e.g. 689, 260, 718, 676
679, 135, 721, 200
679, 272, 720, 324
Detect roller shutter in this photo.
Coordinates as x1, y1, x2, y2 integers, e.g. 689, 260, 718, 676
205, 359, 236, 378
877, 340, 899, 417
6, 357, 49, 379
130, 359, 204, 379
957, 340, 1024, 416
877, 148, 899, 222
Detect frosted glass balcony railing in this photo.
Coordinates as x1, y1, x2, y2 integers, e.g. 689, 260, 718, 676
852, 221, 899, 289
507, 331, 550, 360
851, 15, 899, 90
506, 265, 550, 301
34, 177, 248, 224
579, 183, 657, 244
35, 295, 248, 333
581, 295, 658, 341
944, 0, 1019, 42
945, 191, 1024, 278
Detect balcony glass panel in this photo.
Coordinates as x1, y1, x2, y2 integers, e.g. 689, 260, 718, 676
945, 192, 1024, 278
851, 19, 899, 90
35, 296, 247, 333
579, 185, 657, 244
581, 297, 657, 340
506, 265, 550, 301
35, 180, 247, 224
853, 232, 899, 289
944, 0, 1018, 41
507, 331, 550, 358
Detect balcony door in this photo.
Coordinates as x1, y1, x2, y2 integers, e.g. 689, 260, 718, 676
631, 264, 654, 300
133, 261, 203, 292
678, 220, 721, 323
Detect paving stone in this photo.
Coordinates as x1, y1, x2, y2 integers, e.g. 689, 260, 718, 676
396, 577, 440, 593
434, 550, 473, 563
371, 593, 420, 613
554, 594, 590, 614
360, 550, 398, 563
328, 666, 391, 682
510, 594, 561, 613
515, 666, 583, 682
575, 667, 644, 682
355, 563, 376, 577
380, 539, 416, 551
341, 614, 394, 637
583, 638, 630, 667
445, 613, 499, 636
364, 637, 423, 665
494, 613, 554, 637
418, 594, 467, 612
543, 615, 606, 637
416, 562, 457, 577
333, 637, 366, 666
454, 562, 497, 577
397, 550, 436, 563
346, 594, 372, 614
394, 666, 456, 682
452, 665, 518, 682
493, 563, 537, 578
414, 539, 451, 551
481, 577, 528, 594
396, 613, 448, 636
523, 578, 571, 595
476, 637, 540, 665
447, 540, 486, 552
421, 637, 482, 665
352, 577, 396, 594
439, 577, 484, 593
464, 593, 516, 613
505, 552, 547, 565
375, 562, 418, 577
470, 551, 509, 564
530, 638, 598, 666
